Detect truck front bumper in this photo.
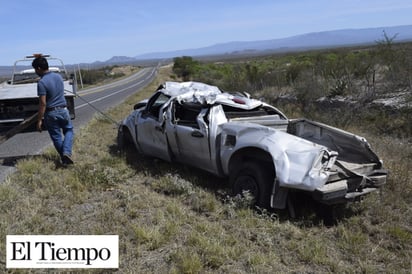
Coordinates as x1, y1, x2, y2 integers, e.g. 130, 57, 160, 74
312, 170, 387, 204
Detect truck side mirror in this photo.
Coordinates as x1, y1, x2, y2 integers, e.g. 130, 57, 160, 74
69, 73, 75, 85
134, 102, 147, 110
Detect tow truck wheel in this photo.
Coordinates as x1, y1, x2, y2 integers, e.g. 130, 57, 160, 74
231, 161, 273, 208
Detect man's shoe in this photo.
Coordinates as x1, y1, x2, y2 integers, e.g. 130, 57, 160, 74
62, 154, 74, 165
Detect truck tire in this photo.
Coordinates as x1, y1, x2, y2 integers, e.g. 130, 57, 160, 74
231, 161, 273, 208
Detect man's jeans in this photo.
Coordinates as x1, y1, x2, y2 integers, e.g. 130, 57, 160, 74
44, 108, 74, 158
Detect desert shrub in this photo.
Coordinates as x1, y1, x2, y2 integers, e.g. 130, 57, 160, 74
78, 65, 129, 86
172, 56, 200, 81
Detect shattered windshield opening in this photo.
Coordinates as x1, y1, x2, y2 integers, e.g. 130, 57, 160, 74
223, 105, 284, 119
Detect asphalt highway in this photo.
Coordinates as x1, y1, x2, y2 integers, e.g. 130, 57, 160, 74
0, 66, 157, 182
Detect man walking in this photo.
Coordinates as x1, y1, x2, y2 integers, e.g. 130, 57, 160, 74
32, 56, 74, 165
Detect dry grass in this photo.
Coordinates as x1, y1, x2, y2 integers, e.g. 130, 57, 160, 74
0, 66, 411, 273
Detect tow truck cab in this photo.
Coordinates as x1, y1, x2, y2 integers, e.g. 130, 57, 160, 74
0, 55, 76, 125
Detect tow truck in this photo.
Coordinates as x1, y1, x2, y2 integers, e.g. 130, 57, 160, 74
0, 54, 76, 142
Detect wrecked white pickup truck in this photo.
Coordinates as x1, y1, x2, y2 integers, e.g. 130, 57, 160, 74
118, 81, 387, 209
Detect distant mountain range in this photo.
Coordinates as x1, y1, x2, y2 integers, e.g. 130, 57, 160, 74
1, 24, 412, 76
103, 24, 412, 63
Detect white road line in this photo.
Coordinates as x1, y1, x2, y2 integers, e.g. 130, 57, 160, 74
75, 68, 156, 109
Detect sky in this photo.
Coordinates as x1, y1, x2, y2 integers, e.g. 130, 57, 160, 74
1, 0, 412, 65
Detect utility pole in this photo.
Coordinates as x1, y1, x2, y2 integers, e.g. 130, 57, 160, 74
77, 64, 83, 89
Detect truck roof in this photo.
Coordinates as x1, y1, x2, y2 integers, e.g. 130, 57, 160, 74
19, 67, 60, 74
159, 81, 263, 110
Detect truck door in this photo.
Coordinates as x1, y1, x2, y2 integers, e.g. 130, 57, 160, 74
169, 102, 213, 172
137, 92, 171, 162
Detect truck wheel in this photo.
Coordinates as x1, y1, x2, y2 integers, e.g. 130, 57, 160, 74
231, 161, 273, 208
